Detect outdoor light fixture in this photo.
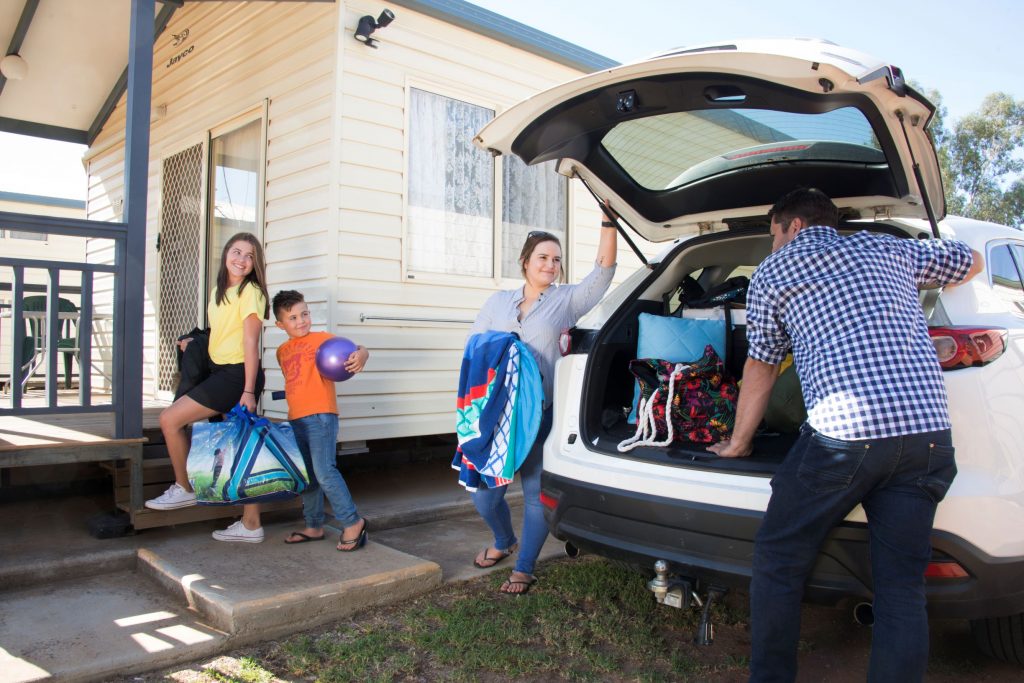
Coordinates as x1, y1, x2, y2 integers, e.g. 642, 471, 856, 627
0, 53, 28, 80
354, 9, 395, 48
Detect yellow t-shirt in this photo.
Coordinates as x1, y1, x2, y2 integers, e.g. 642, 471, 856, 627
207, 284, 266, 365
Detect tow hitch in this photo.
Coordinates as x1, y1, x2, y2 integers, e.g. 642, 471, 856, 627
647, 560, 728, 645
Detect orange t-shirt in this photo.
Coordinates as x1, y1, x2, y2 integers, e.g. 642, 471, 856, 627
276, 331, 338, 420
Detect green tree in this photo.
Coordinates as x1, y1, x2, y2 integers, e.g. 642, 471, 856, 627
926, 90, 1024, 228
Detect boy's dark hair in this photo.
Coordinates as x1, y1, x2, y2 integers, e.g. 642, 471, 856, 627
272, 290, 305, 320
769, 188, 839, 230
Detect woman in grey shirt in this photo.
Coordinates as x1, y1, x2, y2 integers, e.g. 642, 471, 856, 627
468, 207, 619, 594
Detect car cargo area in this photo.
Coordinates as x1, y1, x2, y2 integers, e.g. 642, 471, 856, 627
576, 222, 924, 475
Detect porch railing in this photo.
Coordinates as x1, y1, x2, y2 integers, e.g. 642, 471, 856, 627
1, 254, 117, 413
0, 0, 154, 440
0, 213, 142, 438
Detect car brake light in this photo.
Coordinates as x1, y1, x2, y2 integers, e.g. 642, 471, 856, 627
924, 560, 969, 579
558, 328, 572, 357
928, 326, 1007, 370
540, 491, 559, 510
724, 144, 809, 160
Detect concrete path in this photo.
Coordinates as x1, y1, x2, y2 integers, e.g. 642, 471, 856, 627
0, 461, 562, 683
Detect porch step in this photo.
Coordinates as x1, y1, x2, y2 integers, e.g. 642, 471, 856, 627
102, 438, 303, 530
137, 519, 442, 638
0, 522, 442, 683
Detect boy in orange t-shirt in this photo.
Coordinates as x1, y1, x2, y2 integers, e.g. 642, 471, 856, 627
274, 290, 370, 551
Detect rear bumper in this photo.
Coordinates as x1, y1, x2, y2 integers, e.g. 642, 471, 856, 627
542, 471, 1024, 619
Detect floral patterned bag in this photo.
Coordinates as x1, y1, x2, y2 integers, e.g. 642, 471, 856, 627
617, 344, 738, 451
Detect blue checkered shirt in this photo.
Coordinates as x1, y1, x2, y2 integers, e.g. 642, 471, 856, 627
746, 226, 973, 440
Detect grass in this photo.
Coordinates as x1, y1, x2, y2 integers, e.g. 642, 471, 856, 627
142, 556, 754, 683
122, 551, 1020, 683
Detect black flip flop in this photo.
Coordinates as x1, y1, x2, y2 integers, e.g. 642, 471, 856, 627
473, 546, 515, 569
500, 576, 537, 595
284, 531, 326, 544
337, 519, 368, 552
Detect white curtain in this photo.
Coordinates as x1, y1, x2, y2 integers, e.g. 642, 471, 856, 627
501, 155, 566, 278
408, 89, 494, 277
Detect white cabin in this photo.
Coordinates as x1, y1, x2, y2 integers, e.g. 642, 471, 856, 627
84, 0, 661, 447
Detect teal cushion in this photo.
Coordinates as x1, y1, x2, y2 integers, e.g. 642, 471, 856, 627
628, 314, 726, 423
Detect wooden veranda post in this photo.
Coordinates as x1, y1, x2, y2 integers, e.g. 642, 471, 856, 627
115, 0, 154, 441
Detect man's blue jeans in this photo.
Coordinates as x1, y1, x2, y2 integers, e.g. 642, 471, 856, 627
470, 407, 552, 576
750, 424, 956, 683
291, 413, 360, 529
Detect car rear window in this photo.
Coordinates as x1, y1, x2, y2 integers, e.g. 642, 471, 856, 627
601, 106, 885, 191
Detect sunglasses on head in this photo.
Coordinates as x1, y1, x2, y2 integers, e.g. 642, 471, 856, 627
527, 230, 557, 240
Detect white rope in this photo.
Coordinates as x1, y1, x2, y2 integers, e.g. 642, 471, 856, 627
617, 362, 686, 452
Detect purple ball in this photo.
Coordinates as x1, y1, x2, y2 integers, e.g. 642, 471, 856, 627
315, 336, 358, 382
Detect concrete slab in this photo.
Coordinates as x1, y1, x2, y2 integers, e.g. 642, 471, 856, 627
0, 459, 548, 682
0, 460, 479, 589
0, 570, 228, 683
136, 519, 442, 638
373, 504, 566, 583
347, 461, 523, 529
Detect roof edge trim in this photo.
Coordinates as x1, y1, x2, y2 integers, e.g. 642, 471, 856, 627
0, 116, 87, 144
387, 0, 618, 73
0, 190, 85, 209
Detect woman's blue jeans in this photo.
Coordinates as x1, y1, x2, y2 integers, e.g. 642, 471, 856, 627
291, 413, 361, 529
749, 424, 956, 683
470, 407, 553, 576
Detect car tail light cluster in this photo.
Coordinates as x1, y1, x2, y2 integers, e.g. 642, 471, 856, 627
558, 328, 572, 357
925, 549, 970, 580
924, 560, 970, 579
539, 491, 560, 511
928, 327, 1007, 370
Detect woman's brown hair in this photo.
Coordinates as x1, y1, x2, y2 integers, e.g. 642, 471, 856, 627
215, 232, 269, 318
519, 231, 565, 283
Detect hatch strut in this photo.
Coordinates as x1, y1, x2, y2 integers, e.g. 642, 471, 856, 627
574, 170, 649, 268
896, 111, 944, 319
895, 111, 942, 239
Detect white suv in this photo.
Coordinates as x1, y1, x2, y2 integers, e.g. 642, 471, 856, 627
476, 39, 1024, 663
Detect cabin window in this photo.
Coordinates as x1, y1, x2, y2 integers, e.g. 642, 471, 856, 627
0, 229, 47, 240
408, 88, 495, 277
500, 155, 567, 279
407, 88, 568, 280
205, 119, 264, 291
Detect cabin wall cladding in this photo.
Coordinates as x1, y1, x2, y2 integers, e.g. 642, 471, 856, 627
83, 0, 656, 443
86, 1, 336, 403
330, 2, 629, 442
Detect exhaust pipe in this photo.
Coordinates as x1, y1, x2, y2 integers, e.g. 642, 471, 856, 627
853, 602, 874, 626
563, 541, 581, 558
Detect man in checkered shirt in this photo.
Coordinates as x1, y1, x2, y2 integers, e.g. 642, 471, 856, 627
708, 188, 983, 682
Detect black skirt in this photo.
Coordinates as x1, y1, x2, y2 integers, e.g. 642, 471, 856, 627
187, 361, 265, 414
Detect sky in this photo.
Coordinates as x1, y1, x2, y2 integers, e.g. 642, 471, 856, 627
1, 0, 1021, 201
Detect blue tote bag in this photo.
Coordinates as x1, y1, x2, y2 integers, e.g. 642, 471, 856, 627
187, 406, 309, 505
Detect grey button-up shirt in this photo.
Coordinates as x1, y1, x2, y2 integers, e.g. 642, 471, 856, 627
469, 262, 616, 407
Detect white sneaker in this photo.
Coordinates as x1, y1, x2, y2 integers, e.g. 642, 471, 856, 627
212, 520, 264, 543
145, 483, 197, 510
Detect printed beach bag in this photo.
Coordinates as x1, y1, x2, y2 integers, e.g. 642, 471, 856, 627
618, 344, 738, 452
187, 406, 309, 505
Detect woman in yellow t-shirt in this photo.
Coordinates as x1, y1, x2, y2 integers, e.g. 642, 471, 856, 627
145, 233, 270, 531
